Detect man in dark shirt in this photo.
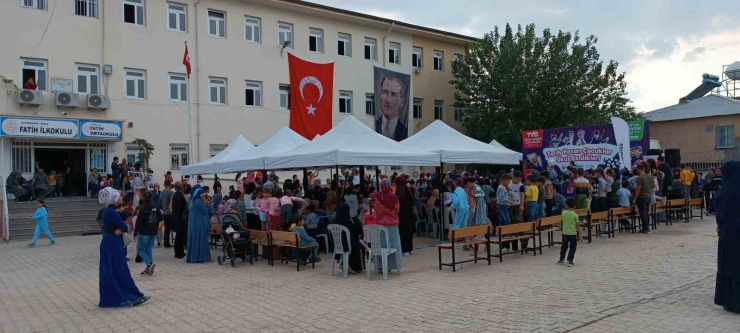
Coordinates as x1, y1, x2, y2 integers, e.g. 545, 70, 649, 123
632, 164, 653, 234
111, 157, 121, 189
656, 156, 672, 197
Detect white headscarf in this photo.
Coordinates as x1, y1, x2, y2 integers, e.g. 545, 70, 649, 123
99, 187, 121, 205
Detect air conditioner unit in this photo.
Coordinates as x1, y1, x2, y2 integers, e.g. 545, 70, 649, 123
18, 89, 44, 106
87, 94, 110, 110
55, 92, 79, 108
414, 67, 421, 74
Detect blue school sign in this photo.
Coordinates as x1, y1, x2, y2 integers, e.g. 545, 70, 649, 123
79, 120, 123, 140
0, 116, 123, 140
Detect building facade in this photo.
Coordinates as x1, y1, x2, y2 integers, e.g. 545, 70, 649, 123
0, 0, 474, 188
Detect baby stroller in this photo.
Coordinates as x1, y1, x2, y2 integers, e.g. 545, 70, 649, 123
217, 213, 254, 267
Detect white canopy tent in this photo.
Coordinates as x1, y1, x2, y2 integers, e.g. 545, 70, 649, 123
489, 139, 523, 161
265, 116, 440, 169
211, 126, 310, 173
180, 135, 255, 175
399, 120, 520, 165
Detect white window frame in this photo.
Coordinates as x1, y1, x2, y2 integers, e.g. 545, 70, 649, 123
434, 51, 444, 71
20, 0, 46, 10
278, 22, 293, 48
20, 58, 48, 91
75, 64, 99, 95
124, 68, 146, 100
412, 47, 422, 69
413, 99, 423, 119
364, 37, 377, 61
167, 2, 187, 32
209, 144, 227, 158
309, 28, 324, 53
75, 0, 98, 18
389, 42, 400, 65
209, 77, 227, 105
365, 94, 375, 116
244, 16, 261, 43
279, 85, 290, 110
244, 80, 262, 107
453, 53, 463, 63
339, 91, 352, 114
208, 10, 226, 38
454, 106, 463, 122
434, 100, 444, 120
123, 0, 145, 26
168, 73, 188, 102
169, 143, 189, 171
338, 33, 352, 57
716, 125, 736, 149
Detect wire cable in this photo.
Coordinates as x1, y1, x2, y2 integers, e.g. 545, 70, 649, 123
30, 0, 59, 58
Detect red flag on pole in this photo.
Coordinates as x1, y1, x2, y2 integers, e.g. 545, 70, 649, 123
288, 53, 334, 139
183, 43, 191, 78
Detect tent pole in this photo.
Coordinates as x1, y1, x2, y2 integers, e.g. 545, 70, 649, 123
439, 162, 444, 243
335, 165, 340, 201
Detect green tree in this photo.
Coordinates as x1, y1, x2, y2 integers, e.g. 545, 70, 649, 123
131, 138, 154, 173
451, 23, 637, 150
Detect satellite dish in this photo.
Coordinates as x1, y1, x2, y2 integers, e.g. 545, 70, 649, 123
725, 61, 740, 80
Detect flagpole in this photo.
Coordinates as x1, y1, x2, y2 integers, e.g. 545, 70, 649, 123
185, 41, 193, 169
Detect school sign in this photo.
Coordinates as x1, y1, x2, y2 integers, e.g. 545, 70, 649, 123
0, 116, 123, 140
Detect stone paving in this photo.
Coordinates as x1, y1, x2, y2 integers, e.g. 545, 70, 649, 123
1, 215, 738, 333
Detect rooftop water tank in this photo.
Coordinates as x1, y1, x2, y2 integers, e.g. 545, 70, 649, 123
725, 61, 740, 80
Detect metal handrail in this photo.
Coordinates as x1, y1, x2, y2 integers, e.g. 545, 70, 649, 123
0, 175, 8, 241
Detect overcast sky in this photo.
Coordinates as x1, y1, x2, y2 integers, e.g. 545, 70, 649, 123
308, 0, 740, 112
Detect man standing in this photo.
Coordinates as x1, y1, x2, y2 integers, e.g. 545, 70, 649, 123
159, 180, 174, 248
632, 164, 653, 234
656, 156, 672, 197
375, 77, 408, 141
111, 157, 121, 189
120, 158, 131, 186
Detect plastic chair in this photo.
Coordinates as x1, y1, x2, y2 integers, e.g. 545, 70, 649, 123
327, 224, 351, 278
425, 204, 438, 238
363, 225, 400, 280
315, 234, 329, 254
414, 206, 428, 237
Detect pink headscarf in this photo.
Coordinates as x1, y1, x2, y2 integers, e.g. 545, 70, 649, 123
374, 178, 398, 211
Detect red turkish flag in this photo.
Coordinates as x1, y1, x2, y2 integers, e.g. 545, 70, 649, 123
182, 44, 191, 78
288, 53, 334, 139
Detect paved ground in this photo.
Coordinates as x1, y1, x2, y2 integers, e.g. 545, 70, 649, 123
1, 215, 738, 333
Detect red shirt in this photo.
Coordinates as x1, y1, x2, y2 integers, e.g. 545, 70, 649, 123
23, 82, 36, 90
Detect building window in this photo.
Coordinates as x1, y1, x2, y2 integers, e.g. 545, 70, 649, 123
89, 143, 108, 173
434, 51, 444, 71
11, 142, 33, 174
279, 85, 290, 109
389, 42, 400, 64
125, 142, 141, 166
434, 100, 443, 120
167, 2, 187, 32
123, 0, 145, 26
170, 143, 189, 171
338, 33, 351, 57
454, 106, 463, 122
716, 125, 735, 149
412, 47, 422, 70
278, 22, 293, 47
168, 73, 187, 102
453, 53, 462, 63
244, 16, 260, 43
339, 91, 352, 114
209, 144, 227, 158
309, 28, 323, 53
124, 69, 146, 99
75, 64, 99, 95
413, 99, 423, 119
364, 38, 376, 61
365, 94, 375, 116
208, 10, 226, 38
21, 58, 47, 91
209, 77, 227, 104
244, 80, 262, 106
20, 0, 46, 10
75, 0, 98, 18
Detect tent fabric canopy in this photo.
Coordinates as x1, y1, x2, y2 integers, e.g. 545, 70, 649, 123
489, 139, 523, 161
399, 120, 520, 165
212, 126, 309, 173
265, 116, 440, 169
180, 135, 255, 175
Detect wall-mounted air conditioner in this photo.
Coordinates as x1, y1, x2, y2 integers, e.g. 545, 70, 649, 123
55, 92, 80, 108
87, 94, 110, 110
18, 89, 44, 106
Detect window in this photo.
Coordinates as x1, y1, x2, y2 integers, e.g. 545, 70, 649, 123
11, 142, 32, 174
309, 28, 323, 53
167, 2, 187, 32
389, 42, 400, 64
339, 91, 352, 114
20, 0, 45, 10
208, 10, 226, 38
75, 64, 99, 95
124, 69, 146, 99
168, 73, 187, 102
278, 22, 293, 47
89, 143, 108, 173
434, 100, 443, 120
338, 33, 351, 57
169, 143, 189, 171
21, 58, 47, 91
364, 38, 376, 61
244, 80, 262, 106
454, 106, 463, 122
75, 0, 98, 18
453, 53, 462, 63
412, 47, 422, 69
716, 125, 735, 149
413, 99, 423, 119
125, 142, 141, 166
244, 16, 260, 43
209, 77, 227, 104
209, 144, 227, 158
434, 51, 444, 71
123, 0, 145, 26
365, 94, 375, 116
279, 85, 290, 109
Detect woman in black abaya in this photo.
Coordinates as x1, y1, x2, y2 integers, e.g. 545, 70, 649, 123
714, 161, 740, 313
333, 203, 364, 274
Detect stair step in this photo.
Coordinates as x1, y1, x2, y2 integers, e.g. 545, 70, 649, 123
10, 227, 104, 240
6, 195, 107, 241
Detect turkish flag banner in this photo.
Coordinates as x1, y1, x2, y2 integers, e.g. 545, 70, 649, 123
288, 53, 334, 139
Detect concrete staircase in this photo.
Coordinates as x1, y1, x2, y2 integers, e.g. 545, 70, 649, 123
8, 197, 103, 240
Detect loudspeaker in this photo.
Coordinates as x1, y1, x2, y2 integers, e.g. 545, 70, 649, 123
648, 149, 663, 156
664, 149, 681, 167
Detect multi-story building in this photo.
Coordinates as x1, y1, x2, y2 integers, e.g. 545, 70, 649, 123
0, 0, 474, 192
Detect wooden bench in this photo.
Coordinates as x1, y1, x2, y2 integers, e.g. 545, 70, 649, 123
666, 199, 687, 225
687, 198, 703, 221
490, 222, 536, 262
535, 216, 561, 254
651, 200, 668, 228
436, 225, 491, 272
586, 211, 610, 242
250, 230, 272, 265
610, 206, 634, 235
270, 231, 318, 271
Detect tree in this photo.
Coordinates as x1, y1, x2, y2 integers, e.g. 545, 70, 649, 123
450, 23, 637, 151
131, 138, 154, 173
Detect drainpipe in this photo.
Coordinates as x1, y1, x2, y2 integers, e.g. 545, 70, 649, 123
382, 22, 395, 67
194, 0, 202, 163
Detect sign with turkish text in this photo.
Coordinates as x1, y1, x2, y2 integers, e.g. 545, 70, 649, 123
80, 120, 123, 140
0, 117, 78, 139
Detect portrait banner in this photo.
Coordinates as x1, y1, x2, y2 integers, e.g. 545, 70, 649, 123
374, 67, 410, 141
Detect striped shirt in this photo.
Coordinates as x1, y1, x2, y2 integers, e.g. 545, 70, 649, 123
574, 177, 590, 197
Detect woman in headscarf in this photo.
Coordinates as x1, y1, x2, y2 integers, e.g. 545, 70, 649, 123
171, 181, 188, 259
186, 187, 214, 263
97, 187, 149, 307
714, 161, 740, 313
473, 179, 487, 226
333, 203, 364, 274
370, 178, 402, 271
395, 176, 415, 256
6, 170, 28, 202
447, 179, 469, 230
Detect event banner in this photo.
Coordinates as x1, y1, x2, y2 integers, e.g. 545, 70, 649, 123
521, 120, 650, 173
374, 67, 410, 141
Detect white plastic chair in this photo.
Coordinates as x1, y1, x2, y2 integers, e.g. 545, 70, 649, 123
327, 224, 351, 278
315, 234, 329, 254
364, 225, 400, 280
425, 204, 439, 238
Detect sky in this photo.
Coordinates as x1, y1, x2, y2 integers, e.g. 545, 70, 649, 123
308, 0, 740, 112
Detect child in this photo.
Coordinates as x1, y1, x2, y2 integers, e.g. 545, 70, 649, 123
558, 198, 582, 267
280, 189, 308, 230
559, 172, 576, 200
134, 192, 162, 276
28, 199, 55, 247
291, 215, 321, 263
552, 186, 566, 216
496, 174, 511, 247
536, 177, 546, 218
616, 180, 632, 229
524, 175, 539, 223
574, 168, 590, 209
508, 171, 525, 224
47, 171, 57, 198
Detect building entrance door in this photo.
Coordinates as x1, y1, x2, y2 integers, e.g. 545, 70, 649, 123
34, 147, 86, 196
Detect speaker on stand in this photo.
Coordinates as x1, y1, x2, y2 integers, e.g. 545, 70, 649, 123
664, 149, 681, 167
